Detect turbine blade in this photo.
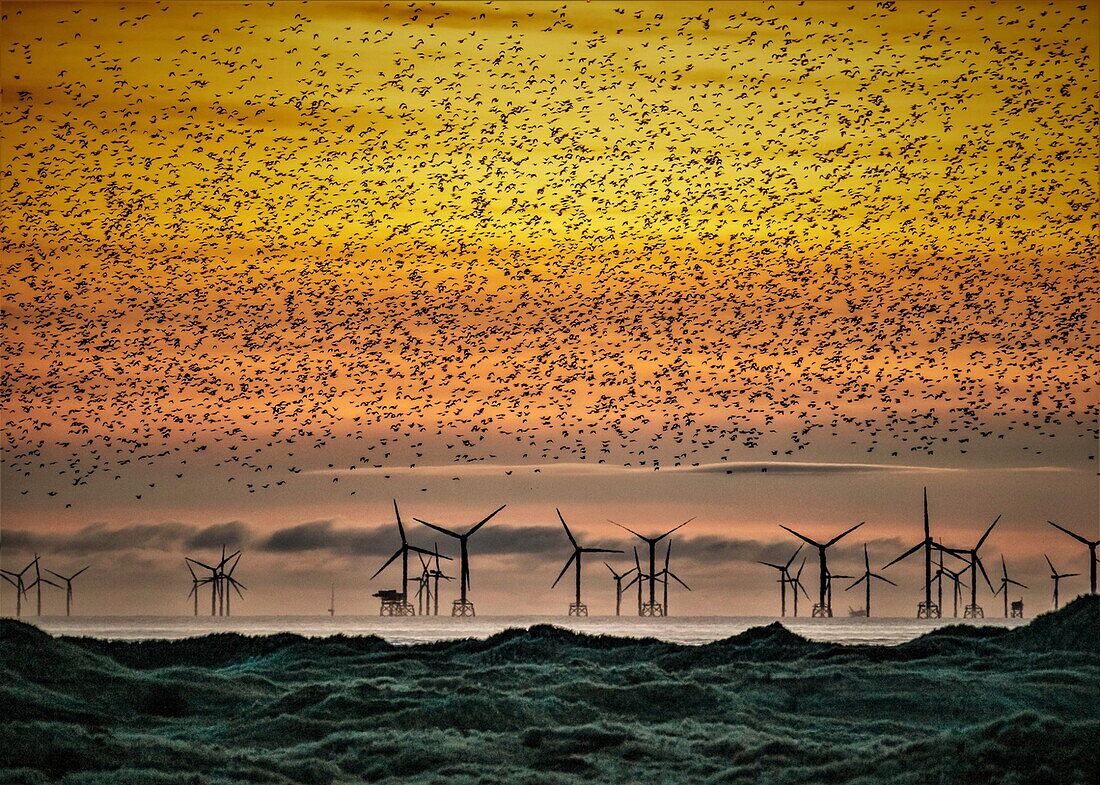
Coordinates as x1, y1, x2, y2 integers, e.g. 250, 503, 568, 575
783, 543, 803, 569
882, 541, 924, 569
846, 575, 867, 591
975, 555, 995, 591
414, 519, 461, 538
408, 545, 452, 560
609, 519, 645, 539
976, 515, 1001, 550
370, 548, 403, 580
467, 504, 506, 536
778, 524, 821, 548
1046, 519, 1091, 545
667, 571, 691, 590
825, 521, 865, 547
1044, 554, 1055, 574
552, 552, 576, 588
657, 517, 696, 541
871, 573, 898, 586
582, 547, 623, 554
557, 509, 577, 547
1007, 579, 1028, 588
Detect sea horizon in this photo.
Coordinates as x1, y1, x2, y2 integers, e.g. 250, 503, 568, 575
14, 612, 1033, 646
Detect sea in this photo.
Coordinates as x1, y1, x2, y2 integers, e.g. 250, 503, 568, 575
21, 615, 1028, 646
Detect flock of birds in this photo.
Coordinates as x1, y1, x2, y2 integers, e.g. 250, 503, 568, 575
1, 1, 1096, 516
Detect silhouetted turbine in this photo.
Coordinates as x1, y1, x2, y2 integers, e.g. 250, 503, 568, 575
788, 558, 810, 617
604, 561, 637, 617
1, 556, 39, 618
1047, 521, 1098, 594
779, 521, 865, 618
416, 504, 504, 615
757, 544, 803, 617
654, 540, 691, 616
372, 500, 449, 613
45, 566, 90, 617
1043, 554, 1077, 610
939, 515, 999, 618
610, 517, 694, 616
882, 488, 942, 617
993, 555, 1027, 618
845, 544, 895, 617
25, 554, 62, 616
551, 510, 621, 616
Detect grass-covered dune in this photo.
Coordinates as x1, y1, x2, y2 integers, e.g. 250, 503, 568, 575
2, 597, 1098, 785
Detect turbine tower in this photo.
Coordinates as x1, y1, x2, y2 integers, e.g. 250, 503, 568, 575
1043, 554, 1077, 610
779, 521, 865, 617
610, 517, 694, 616
845, 544, 896, 618
415, 504, 505, 616
551, 510, 621, 616
1047, 521, 1098, 594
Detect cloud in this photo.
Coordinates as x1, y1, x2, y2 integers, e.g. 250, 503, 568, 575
1, 521, 254, 556
0, 518, 904, 573
185, 521, 251, 550
258, 520, 392, 556
310, 461, 964, 478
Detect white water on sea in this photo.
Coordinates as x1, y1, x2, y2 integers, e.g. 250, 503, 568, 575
20, 615, 1028, 646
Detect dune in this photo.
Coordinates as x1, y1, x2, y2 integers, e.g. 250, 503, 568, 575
1, 597, 1097, 784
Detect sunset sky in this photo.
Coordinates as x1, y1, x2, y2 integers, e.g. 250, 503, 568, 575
2, 1, 1097, 617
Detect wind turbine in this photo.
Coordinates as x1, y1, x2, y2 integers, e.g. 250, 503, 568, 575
185, 561, 204, 616
845, 545, 896, 617
413, 553, 433, 616
26, 555, 62, 616
929, 548, 968, 618
426, 543, 452, 616
222, 552, 246, 617
604, 561, 637, 617
552, 510, 622, 616
328, 583, 336, 617
1043, 554, 1077, 610
609, 517, 695, 616
623, 547, 645, 615
1, 556, 39, 617
882, 489, 942, 617
779, 521, 865, 617
415, 504, 505, 616
789, 558, 810, 617
1047, 521, 1098, 594
939, 515, 999, 618
993, 555, 1027, 618
186, 547, 239, 616
46, 566, 90, 617
372, 501, 448, 616
654, 540, 690, 617
757, 544, 803, 617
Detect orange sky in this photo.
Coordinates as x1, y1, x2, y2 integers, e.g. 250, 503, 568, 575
2, 1, 1097, 616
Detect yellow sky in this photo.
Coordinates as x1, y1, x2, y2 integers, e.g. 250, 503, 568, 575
2, 2, 1097, 615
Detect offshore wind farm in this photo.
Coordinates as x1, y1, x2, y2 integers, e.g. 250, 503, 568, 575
1, 1, 1097, 784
